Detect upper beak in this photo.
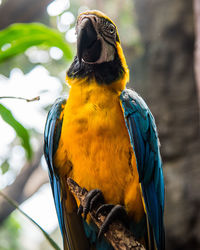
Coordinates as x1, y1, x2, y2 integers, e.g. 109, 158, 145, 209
77, 17, 97, 63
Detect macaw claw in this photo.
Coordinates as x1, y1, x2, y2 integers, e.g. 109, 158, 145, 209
77, 189, 128, 240
96, 204, 115, 216
97, 204, 129, 239
78, 189, 104, 220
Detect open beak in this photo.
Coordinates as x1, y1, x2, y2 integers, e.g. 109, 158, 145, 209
76, 17, 101, 64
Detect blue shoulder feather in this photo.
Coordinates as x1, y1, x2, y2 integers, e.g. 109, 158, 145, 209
120, 89, 165, 250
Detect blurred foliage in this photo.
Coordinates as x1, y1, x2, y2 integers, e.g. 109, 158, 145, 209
0, 23, 73, 63
0, 160, 9, 174
0, 22, 74, 161
0, 15, 74, 250
0, 190, 61, 250
0, 104, 32, 160
0, 215, 21, 250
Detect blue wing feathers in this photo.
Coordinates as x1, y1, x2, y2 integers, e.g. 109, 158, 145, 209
128, 116, 145, 179
44, 98, 67, 239
120, 89, 165, 250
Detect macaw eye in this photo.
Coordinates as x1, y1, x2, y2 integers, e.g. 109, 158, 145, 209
108, 24, 115, 34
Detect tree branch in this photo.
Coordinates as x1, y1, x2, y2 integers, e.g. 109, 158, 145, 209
67, 178, 145, 250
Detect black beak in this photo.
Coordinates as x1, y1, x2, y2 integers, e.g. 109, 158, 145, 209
77, 18, 101, 63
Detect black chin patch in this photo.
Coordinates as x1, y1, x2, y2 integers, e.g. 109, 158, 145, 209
67, 52, 125, 85
82, 39, 101, 63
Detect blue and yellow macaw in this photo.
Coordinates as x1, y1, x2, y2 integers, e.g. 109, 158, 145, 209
44, 10, 165, 250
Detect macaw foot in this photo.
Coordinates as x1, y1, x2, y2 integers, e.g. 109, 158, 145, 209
77, 188, 128, 240
77, 189, 104, 220
96, 204, 129, 239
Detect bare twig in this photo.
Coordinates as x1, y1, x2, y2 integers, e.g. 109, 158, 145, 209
0, 96, 40, 102
67, 177, 146, 250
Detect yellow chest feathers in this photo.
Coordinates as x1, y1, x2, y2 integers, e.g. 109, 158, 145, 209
54, 80, 143, 217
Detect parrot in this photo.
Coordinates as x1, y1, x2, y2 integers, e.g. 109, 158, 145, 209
44, 10, 165, 250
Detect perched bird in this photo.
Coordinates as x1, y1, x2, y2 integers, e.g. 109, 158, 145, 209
44, 10, 165, 250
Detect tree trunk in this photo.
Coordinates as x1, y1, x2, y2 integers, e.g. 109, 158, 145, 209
194, 0, 200, 107
133, 0, 200, 249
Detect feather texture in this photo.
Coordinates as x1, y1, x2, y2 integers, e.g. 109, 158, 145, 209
44, 98, 67, 238
120, 88, 165, 250
44, 98, 90, 250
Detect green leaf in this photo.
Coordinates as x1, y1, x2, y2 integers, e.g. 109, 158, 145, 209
0, 23, 73, 63
0, 160, 9, 174
0, 104, 32, 159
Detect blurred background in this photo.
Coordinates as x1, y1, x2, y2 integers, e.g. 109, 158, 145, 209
0, 0, 199, 249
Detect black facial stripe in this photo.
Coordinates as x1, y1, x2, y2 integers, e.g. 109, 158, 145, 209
98, 18, 117, 43
101, 34, 116, 48
104, 31, 116, 39
99, 17, 115, 31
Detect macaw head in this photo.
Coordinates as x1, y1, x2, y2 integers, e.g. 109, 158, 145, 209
67, 10, 129, 88
76, 10, 120, 64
